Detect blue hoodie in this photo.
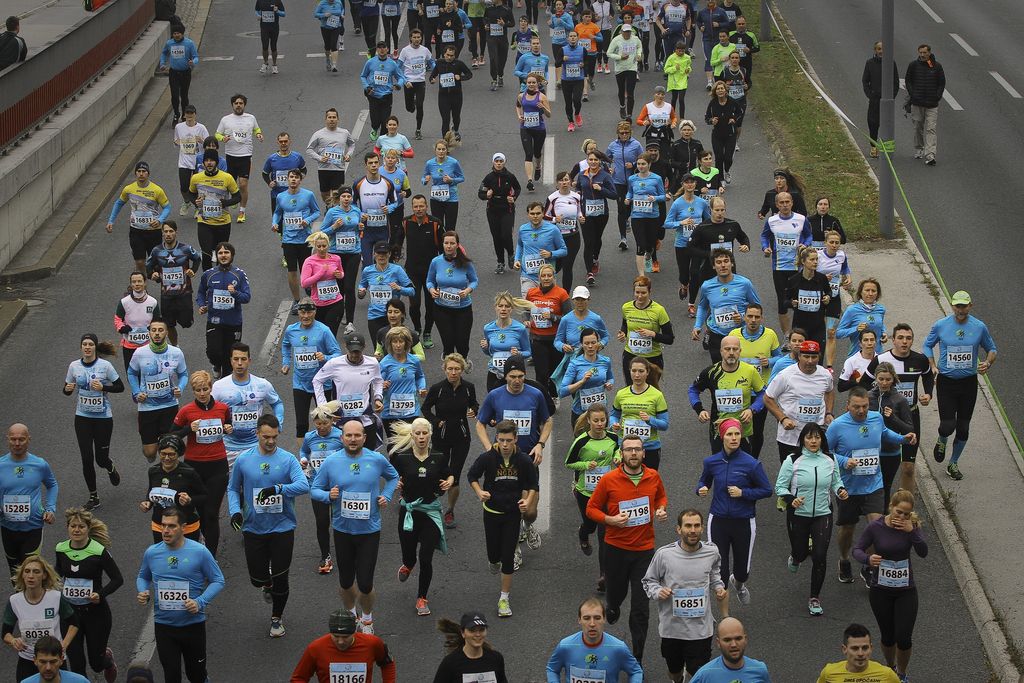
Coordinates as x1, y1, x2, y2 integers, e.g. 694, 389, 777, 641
695, 448, 772, 518
605, 137, 644, 185
160, 37, 199, 72
826, 411, 906, 495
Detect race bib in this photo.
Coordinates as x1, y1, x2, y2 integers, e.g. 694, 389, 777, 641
579, 386, 606, 408
565, 63, 582, 78
461, 674, 497, 683
369, 285, 393, 303
635, 17, 649, 31
170, 45, 186, 59
569, 666, 606, 683
2, 495, 31, 522
19, 620, 55, 646
156, 580, 189, 611
712, 306, 738, 329
335, 232, 359, 252
852, 447, 880, 476
551, 27, 566, 41
619, 495, 650, 526
373, 71, 390, 86
430, 183, 451, 201
896, 381, 915, 402
632, 198, 654, 214
283, 212, 304, 229
584, 199, 605, 216
728, 82, 745, 99
620, 43, 636, 58
530, 306, 552, 329
232, 407, 260, 432
490, 23, 504, 35
678, 221, 695, 240
426, 4, 440, 16
293, 346, 320, 371
326, 13, 341, 26
211, 289, 234, 310
709, 240, 731, 252
437, 288, 462, 307
145, 373, 173, 398
330, 662, 368, 683
232, 129, 249, 142
517, 40, 531, 54
388, 392, 417, 416
440, 72, 457, 88
261, 10, 276, 21
523, 111, 541, 128
490, 351, 510, 375
162, 266, 185, 287
62, 577, 94, 605
579, 38, 591, 50
502, 409, 532, 435
148, 486, 177, 508
202, 197, 222, 218
195, 419, 224, 444
650, 114, 669, 128
628, 331, 652, 354
253, 487, 284, 513
829, 274, 841, 297
181, 140, 198, 155
945, 345, 973, 370
338, 394, 366, 417
672, 587, 706, 617
317, 279, 341, 301
559, 216, 578, 234
796, 396, 823, 421
127, 328, 150, 345
130, 211, 156, 229
383, 4, 399, 15
324, 148, 344, 165
715, 387, 743, 414
583, 465, 610, 491
878, 559, 910, 588
78, 389, 105, 414
274, 170, 289, 185
797, 289, 821, 312
622, 418, 651, 441
340, 490, 371, 519
442, 29, 455, 42
523, 255, 545, 273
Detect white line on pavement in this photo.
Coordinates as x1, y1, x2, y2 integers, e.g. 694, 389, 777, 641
306, 52, 323, 58
259, 299, 294, 368
942, 89, 964, 111
989, 71, 1022, 99
536, 440, 552, 532
203, 56, 235, 61
543, 135, 555, 185
913, 0, 944, 23
949, 33, 978, 57
129, 615, 155, 669
343, 109, 370, 175
548, 65, 557, 102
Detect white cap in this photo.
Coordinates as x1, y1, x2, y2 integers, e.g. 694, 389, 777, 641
492, 152, 506, 162
571, 285, 591, 299
621, 23, 633, 31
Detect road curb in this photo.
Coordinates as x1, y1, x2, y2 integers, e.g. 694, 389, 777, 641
0, 0, 216, 286
763, 3, 1023, 680
0, 301, 28, 344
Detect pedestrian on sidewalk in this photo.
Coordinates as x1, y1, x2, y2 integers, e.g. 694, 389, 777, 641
904, 44, 944, 166
0, 16, 28, 71
861, 41, 898, 159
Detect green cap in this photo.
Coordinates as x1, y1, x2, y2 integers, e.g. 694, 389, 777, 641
950, 290, 971, 306
329, 610, 358, 635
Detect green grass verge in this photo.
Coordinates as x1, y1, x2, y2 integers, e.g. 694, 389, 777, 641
743, 4, 882, 240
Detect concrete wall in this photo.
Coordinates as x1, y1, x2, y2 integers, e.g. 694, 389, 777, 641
0, 22, 168, 271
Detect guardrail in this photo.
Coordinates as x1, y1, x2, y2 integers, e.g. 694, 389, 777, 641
0, 0, 153, 149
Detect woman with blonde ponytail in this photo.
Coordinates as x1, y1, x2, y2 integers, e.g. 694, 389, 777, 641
388, 418, 453, 616
480, 291, 533, 391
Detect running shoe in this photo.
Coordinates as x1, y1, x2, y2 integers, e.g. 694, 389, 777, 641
724, 171, 731, 184
706, 80, 713, 91
860, 565, 872, 586
179, 203, 190, 216
444, 509, 456, 528
83, 495, 100, 511
497, 596, 512, 617
344, 322, 356, 335
933, 440, 947, 462
416, 597, 431, 615
527, 180, 535, 192
236, 210, 247, 223
913, 149, 924, 159
687, 303, 696, 318
422, 332, 434, 349
263, 585, 273, 603
606, 606, 619, 623
498, 76, 504, 86
270, 618, 286, 637
586, 272, 596, 286
398, 565, 412, 582
619, 105, 627, 120
289, 300, 300, 315
592, 260, 600, 274
534, 167, 541, 181
103, 648, 117, 683
526, 523, 541, 549
579, 532, 593, 556
415, 129, 422, 140
465, 359, 474, 373
354, 27, 362, 35
360, 617, 374, 634
651, 260, 660, 273
678, 285, 686, 301
107, 466, 121, 486
618, 238, 628, 251
490, 80, 498, 91
575, 114, 583, 126
734, 143, 739, 152
947, 463, 963, 480
927, 154, 938, 165
596, 575, 606, 593
259, 63, 267, 74
369, 129, 379, 142
488, 561, 500, 574
582, 93, 589, 102
513, 544, 523, 571
332, 65, 338, 73
729, 575, 750, 605
339, 38, 345, 51
272, 65, 279, 74
318, 555, 334, 574
644, 256, 653, 273
325, 56, 332, 71
808, 597, 823, 616
787, 555, 799, 573
837, 559, 854, 583
568, 122, 576, 132
495, 262, 505, 275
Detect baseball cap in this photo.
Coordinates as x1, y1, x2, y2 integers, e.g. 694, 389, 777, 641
344, 332, 366, 350
135, 161, 150, 172
645, 141, 660, 150
460, 611, 488, 630
373, 241, 391, 254
376, 40, 388, 48
681, 173, 697, 183
950, 290, 971, 306
329, 609, 358, 635
571, 285, 591, 299
798, 340, 821, 354
296, 296, 316, 311
621, 23, 633, 31
504, 354, 527, 376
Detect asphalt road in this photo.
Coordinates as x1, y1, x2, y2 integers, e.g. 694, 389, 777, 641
0, 1, 991, 680
773, 0, 1024, 435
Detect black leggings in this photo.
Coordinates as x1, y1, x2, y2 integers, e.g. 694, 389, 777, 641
531, 335, 561, 397
483, 510, 521, 574
750, 408, 768, 459
598, 29, 611, 64
360, 14, 379, 51
154, 621, 207, 683
406, 266, 435, 334
340, 253, 362, 323
2, 527, 42, 576
520, 127, 546, 162
711, 130, 737, 174
574, 489, 606, 573
786, 510, 833, 598
320, 26, 341, 52
66, 602, 113, 675
205, 322, 241, 378
197, 223, 230, 272
242, 529, 295, 616
260, 23, 280, 52
936, 374, 978, 442
315, 299, 345, 337
582, 213, 609, 272
881, 453, 900, 511
708, 514, 754, 583
559, 231, 581, 291
398, 507, 442, 598
437, 438, 471, 485
615, 183, 629, 239
74, 416, 113, 493
670, 88, 687, 118
632, 216, 660, 256
469, 18, 486, 58
404, 82, 427, 130
563, 79, 584, 120
615, 71, 638, 116
605, 545, 654, 661
432, 304, 473, 358
168, 69, 192, 117
187, 458, 228, 557
488, 37, 510, 80
334, 530, 381, 593
438, 90, 464, 135
675, 245, 692, 286
383, 14, 400, 49
430, 199, 459, 232
486, 207, 515, 264
367, 93, 393, 135
869, 586, 918, 650
293, 389, 316, 438
523, 0, 539, 24
311, 499, 332, 561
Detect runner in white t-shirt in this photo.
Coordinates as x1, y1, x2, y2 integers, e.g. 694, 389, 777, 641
173, 105, 210, 217
215, 94, 264, 222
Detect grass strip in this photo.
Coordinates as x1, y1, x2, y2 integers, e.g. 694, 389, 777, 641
743, 4, 881, 240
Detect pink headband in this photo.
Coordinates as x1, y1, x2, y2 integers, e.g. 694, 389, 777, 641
718, 418, 742, 438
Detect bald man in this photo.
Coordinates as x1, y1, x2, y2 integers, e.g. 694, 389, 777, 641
690, 617, 771, 682
0, 424, 58, 575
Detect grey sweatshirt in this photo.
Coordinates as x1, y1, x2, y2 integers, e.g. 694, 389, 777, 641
642, 540, 725, 640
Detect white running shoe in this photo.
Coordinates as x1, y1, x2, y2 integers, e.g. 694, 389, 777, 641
259, 63, 267, 74
730, 575, 751, 605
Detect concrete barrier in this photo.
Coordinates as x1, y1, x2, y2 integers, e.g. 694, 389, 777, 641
0, 21, 169, 271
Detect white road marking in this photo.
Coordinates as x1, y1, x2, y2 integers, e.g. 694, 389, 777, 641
129, 614, 155, 669
548, 65, 557, 102
203, 56, 235, 61
543, 135, 555, 185
256, 55, 285, 58
342, 109, 370, 175
942, 89, 964, 111
990, 71, 1022, 99
948, 33, 978, 57
259, 299, 295, 368
306, 52, 323, 58
913, 0, 943, 23
536, 440, 552, 532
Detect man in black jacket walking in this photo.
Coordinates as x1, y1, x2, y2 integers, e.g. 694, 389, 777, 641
0, 16, 28, 71
904, 43, 945, 166
862, 41, 899, 158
